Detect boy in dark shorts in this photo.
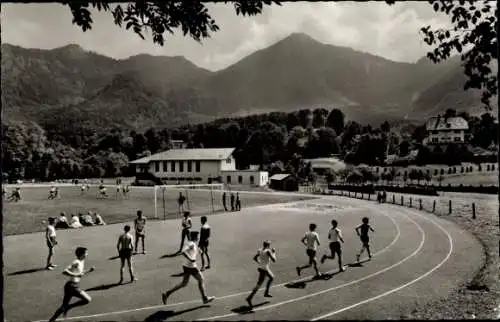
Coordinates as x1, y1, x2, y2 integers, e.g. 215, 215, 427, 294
48, 247, 95, 322
46, 217, 58, 270
321, 220, 345, 272
117, 225, 137, 284
134, 210, 147, 254
296, 223, 322, 278
356, 217, 375, 262
162, 231, 215, 305
199, 216, 211, 271
178, 211, 192, 252
246, 240, 276, 307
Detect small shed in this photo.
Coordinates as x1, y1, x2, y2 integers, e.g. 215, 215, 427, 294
269, 173, 299, 191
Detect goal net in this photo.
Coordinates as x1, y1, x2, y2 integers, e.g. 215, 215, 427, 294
154, 183, 224, 220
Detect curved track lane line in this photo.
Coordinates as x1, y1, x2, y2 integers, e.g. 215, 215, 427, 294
198, 205, 425, 321
310, 207, 454, 321
30, 200, 400, 322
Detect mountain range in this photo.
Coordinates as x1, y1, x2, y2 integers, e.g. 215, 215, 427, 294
1, 32, 495, 132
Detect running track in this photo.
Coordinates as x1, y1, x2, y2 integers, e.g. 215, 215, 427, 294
5, 194, 482, 321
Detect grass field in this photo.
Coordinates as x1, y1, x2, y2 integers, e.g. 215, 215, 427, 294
2, 185, 316, 236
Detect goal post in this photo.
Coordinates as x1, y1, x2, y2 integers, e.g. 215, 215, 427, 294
153, 183, 224, 220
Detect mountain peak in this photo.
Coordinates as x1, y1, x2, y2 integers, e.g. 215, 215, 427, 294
279, 32, 321, 45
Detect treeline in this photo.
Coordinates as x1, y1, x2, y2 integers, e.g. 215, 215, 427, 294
1, 107, 498, 182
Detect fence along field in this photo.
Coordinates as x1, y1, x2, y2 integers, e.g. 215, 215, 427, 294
2, 184, 315, 236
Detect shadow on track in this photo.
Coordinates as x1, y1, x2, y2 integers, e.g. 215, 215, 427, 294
143, 304, 209, 321
231, 301, 270, 314
285, 271, 341, 289
347, 258, 371, 268
8, 267, 47, 276
86, 282, 123, 291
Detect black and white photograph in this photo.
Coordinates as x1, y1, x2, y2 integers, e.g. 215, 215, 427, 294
1, 1, 499, 321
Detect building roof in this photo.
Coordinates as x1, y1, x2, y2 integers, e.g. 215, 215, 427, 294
269, 173, 291, 181
426, 116, 469, 131
130, 148, 235, 164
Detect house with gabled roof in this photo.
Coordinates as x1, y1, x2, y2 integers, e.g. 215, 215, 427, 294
423, 115, 469, 146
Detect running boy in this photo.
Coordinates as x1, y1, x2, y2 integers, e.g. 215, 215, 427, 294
356, 217, 375, 262
199, 216, 211, 271
134, 210, 147, 254
296, 223, 322, 278
162, 231, 215, 305
320, 220, 345, 272
178, 211, 192, 252
46, 217, 58, 270
48, 247, 95, 322
117, 225, 137, 284
246, 240, 276, 307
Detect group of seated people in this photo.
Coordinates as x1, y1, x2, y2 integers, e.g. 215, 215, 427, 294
55, 211, 106, 229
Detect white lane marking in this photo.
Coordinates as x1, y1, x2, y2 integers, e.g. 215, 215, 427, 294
29, 200, 401, 322
311, 207, 454, 320
198, 207, 425, 321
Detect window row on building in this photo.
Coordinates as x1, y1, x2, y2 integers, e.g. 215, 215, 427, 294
226, 175, 256, 185
153, 160, 202, 173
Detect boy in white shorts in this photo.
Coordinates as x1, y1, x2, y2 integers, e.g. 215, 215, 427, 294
162, 231, 215, 305
246, 240, 276, 307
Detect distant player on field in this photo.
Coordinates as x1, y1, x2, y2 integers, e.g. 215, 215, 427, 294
46, 217, 58, 270
162, 231, 215, 305
8, 187, 21, 202
246, 240, 276, 308
235, 192, 241, 211
134, 210, 147, 254
117, 225, 137, 284
178, 192, 186, 215
356, 217, 375, 262
178, 211, 192, 252
98, 184, 107, 198
122, 184, 130, 198
48, 186, 59, 200
320, 220, 345, 272
296, 223, 322, 278
48, 247, 95, 322
198, 216, 211, 271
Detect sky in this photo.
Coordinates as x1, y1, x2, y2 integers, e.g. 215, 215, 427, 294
1, 2, 454, 71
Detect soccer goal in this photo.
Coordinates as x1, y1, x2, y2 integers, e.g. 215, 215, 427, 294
153, 183, 225, 220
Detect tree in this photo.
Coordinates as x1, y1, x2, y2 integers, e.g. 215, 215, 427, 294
312, 108, 329, 128
380, 121, 391, 133
444, 108, 457, 119
324, 169, 336, 185
326, 109, 345, 136
418, 0, 497, 108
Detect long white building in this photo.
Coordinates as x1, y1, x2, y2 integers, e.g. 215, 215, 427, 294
130, 148, 268, 186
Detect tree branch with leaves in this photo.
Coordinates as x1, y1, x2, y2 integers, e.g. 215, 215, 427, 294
418, 0, 498, 108
63, 1, 281, 46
